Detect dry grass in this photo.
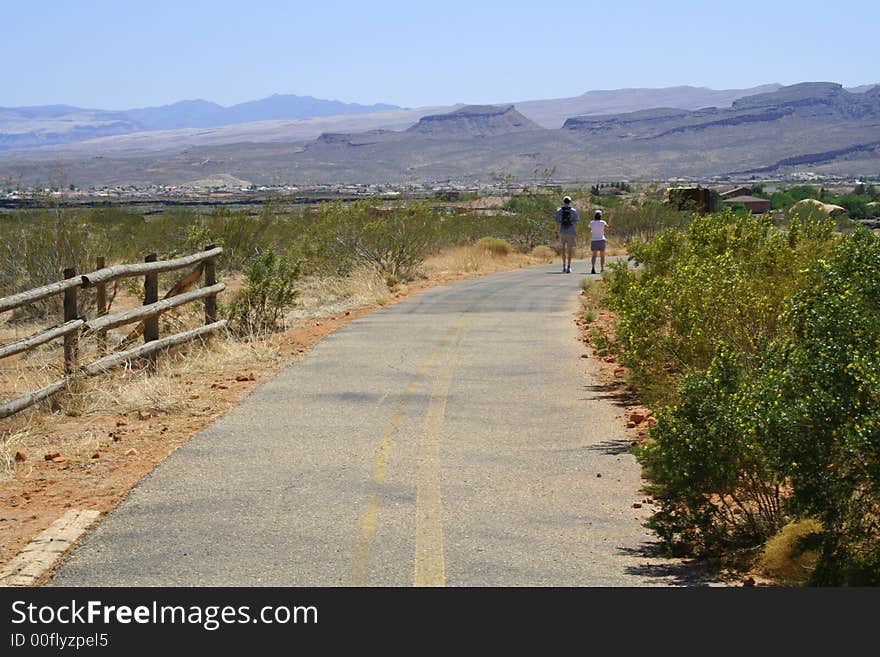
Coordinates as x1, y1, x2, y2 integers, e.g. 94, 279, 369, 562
292, 265, 394, 319
0, 425, 31, 479
758, 519, 823, 585
604, 237, 628, 257
62, 333, 280, 418
0, 332, 284, 471
474, 237, 513, 257
531, 245, 557, 261
422, 243, 547, 277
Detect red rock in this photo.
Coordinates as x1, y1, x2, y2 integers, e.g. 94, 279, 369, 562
51, 456, 66, 463
235, 373, 256, 382
125, 448, 138, 457
627, 421, 637, 428
189, 394, 200, 400
14, 451, 26, 462
630, 412, 646, 424
603, 356, 615, 363
91, 452, 100, 459
44, 452, 61, 461
632, 503, 643, 508
137, 411, 152, 421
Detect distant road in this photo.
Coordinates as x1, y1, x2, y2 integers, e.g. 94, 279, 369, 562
51, 260, 703, 586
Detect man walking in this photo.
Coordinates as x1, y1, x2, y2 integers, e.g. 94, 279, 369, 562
555, 196, 579, 273
590, 210, 608, 274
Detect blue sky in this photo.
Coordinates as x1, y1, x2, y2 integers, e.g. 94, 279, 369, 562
4, 1, 877, 109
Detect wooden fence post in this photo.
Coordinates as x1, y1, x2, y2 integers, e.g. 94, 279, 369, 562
95, 256, 107, 355
62, 267, 78, 375
204, 245, 218, 325
143, 253, 159, 369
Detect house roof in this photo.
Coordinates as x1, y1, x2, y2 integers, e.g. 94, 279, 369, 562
721, 195, 770, 204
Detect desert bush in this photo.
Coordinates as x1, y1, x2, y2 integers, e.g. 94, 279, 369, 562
499, 193, 559, 250
637, 345, 784, 557
301, 200, 440, 278
434, 210, 497, 247
0, 208, 109, 318
222, 252, 300, 335
604, 200, 690, 243
614, 215, 879, 582
604, 210, 835, 403
189, 205, 284, 271
746, 229, 880, 584
475, 237, 512, 257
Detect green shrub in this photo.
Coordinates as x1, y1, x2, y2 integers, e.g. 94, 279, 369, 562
605, 210, 835, 404
614, 217, 880, 582
637, 344, 783, 557
222, 252, 300, 335
746, 229, 880, 584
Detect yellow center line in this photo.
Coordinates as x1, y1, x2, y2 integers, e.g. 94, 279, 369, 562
413, 325, 465, 587
347, 322, 462, 586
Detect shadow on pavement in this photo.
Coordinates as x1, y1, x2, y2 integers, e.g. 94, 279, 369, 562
586, 438, 636, 456
617, 544, 738, 587
581, 383, 636, 408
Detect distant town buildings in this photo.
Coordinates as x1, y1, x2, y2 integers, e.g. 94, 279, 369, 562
720, 194, 771, 214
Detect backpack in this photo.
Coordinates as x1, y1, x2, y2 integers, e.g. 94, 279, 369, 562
560, 206, 573, 228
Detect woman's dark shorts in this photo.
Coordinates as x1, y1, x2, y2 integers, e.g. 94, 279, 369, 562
591, 239, 606, 252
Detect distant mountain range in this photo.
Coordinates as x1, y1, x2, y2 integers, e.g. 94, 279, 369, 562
0, 85, 794, 154
513, 84, 784, 128
0, 95, 400, 151
1, 82, 878, 185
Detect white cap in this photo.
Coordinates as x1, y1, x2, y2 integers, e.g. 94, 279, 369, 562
563, 196, 571, 203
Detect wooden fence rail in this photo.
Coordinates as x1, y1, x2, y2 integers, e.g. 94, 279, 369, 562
0, 247, 226, 420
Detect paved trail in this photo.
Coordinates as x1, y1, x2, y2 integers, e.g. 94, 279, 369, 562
51, 260, 701, 586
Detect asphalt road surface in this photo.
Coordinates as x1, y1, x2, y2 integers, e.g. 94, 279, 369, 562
51, 259, 702, 586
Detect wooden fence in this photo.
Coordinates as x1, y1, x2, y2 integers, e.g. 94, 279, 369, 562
0, 246, 227, 419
